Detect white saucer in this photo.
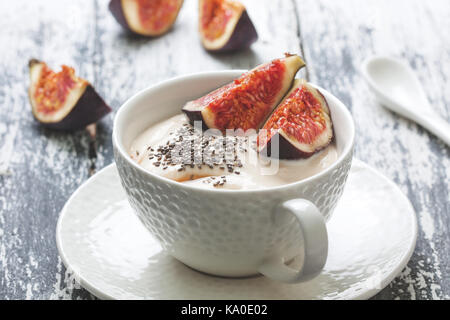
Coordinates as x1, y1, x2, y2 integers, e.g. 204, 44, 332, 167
56, 159, 417, 300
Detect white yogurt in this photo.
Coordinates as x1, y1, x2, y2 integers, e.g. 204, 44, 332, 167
130, 114, 337, 190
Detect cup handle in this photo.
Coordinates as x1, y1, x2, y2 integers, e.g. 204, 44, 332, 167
258, 199, 328, 284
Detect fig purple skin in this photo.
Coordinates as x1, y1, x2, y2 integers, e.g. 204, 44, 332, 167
109, 0, 129, 32
40, 85, 111, 131
206, 10, 258, 52
109, 0, 184, 37
258, 80, 334, 160
28, 59, 111, 131
259, 132, 318, 160
199, 0, 258, 52
181, 104, 209, 131
182, 54, 306, 132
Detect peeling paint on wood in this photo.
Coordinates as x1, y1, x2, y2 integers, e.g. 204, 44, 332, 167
299, 0, 450, 300
0, 0, 448, 299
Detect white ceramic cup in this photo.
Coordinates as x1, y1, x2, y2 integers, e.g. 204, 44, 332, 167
113, 71, 355, 283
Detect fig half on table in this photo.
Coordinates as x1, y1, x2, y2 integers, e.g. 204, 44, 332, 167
109, 0, 184, 37
258, 80, 334, 159
182, 54, 306, 132
199, 0, 258, 52
28, 59, 111, 131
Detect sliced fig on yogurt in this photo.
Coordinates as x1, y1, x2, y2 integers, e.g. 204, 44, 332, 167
199, 0, 258, 52
28, 59, 111, 131
258, 80, 333, 159
182, 54, 306, 132
109, 0, 184, 37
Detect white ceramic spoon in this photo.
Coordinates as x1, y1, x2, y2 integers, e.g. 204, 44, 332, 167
362, 56, 450, 146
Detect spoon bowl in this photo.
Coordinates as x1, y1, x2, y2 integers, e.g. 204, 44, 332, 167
362, 56, 450, 146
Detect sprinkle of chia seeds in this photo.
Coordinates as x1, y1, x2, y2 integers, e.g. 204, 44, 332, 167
143, 122, 248, 174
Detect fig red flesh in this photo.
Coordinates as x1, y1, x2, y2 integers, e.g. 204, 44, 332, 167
109, 0, 184, 36
258, 80, 333, 159
200, 0, 233, 41
199, 0, 258, 51
182, 54, 306, 132
28, 59, 111, 131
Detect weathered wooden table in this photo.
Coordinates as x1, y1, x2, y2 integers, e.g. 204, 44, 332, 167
0, 0, 448, 300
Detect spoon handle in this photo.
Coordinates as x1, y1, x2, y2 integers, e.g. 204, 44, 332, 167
416, 114, 450, 147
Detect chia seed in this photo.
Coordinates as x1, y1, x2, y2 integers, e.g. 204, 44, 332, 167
143, 123, 248, 179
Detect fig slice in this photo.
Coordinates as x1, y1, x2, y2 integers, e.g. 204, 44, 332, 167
28, 59, 111, 131
182, 54, 306, 132
109, 0, 184, 37
258, 80, 334, 159
199, 0, 258, 52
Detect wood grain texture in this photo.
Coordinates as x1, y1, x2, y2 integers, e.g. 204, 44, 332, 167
299, 0, 450, 300
0, 0, 448, 299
